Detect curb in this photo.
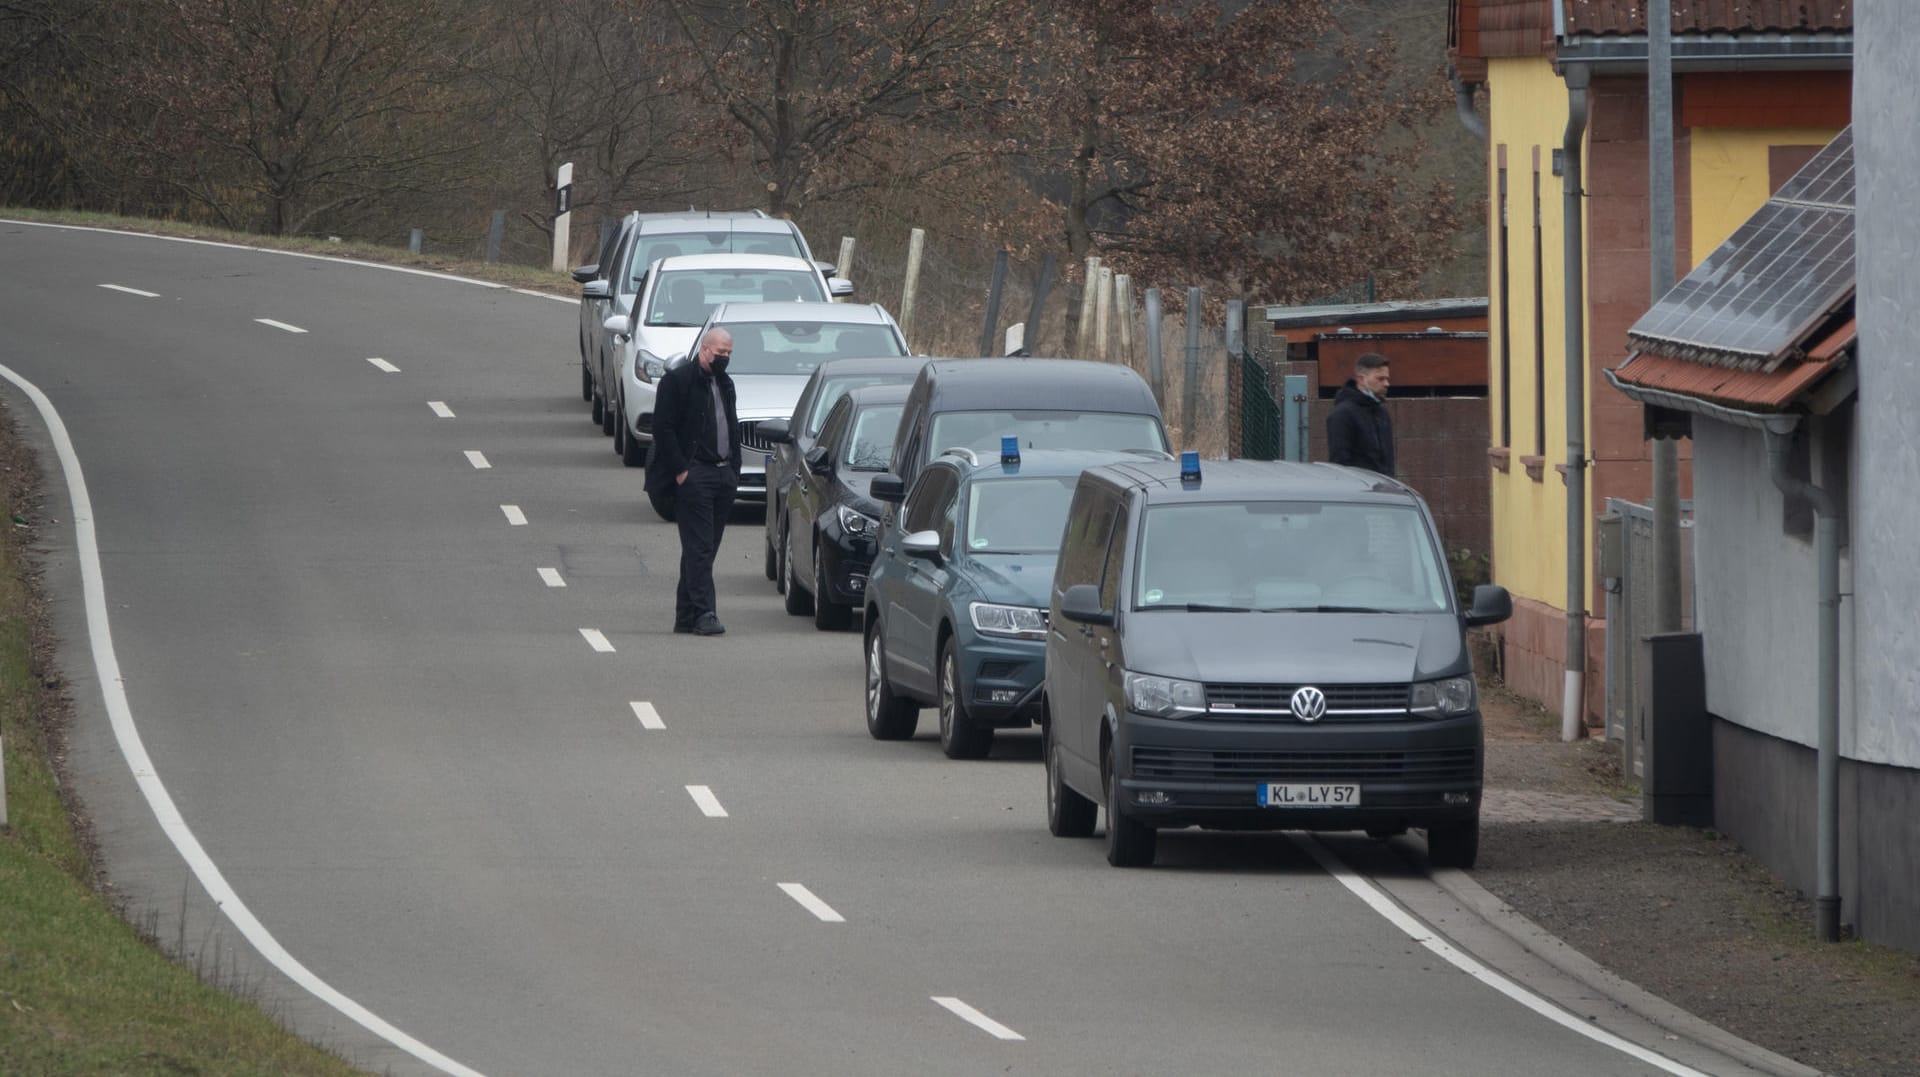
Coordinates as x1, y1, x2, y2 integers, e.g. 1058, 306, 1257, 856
1431, 866, 1824, 1077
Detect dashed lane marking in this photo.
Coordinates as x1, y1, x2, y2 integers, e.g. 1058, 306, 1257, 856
931, 997, 1023, 1041
256, 318, 307, 333
630, 702, 664, 730
463, 451, 490, 469
537, 567, 565, 588
578, 629, 614, 653
777, 883, 845, 923
428, 401, 455, 418
366, 357, 400, 373
686, 785, 728, 818
99, 284, 159, 297
500, 505, 527, 526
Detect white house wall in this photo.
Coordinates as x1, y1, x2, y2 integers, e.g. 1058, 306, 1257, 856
1692, 420, 1857, 755
1855, 4, 1920, 771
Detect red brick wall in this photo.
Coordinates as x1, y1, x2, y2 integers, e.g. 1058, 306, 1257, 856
1487, 596, 1607, 731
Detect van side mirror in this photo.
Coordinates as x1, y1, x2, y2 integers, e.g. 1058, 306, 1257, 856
805, 446, 832, 475
1059, 584, 1113, 627
760, 418, 792, 444
872, 473, 905, 503
1463, 584, 1513, 627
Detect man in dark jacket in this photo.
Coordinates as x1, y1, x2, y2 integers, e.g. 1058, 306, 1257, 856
645, 327, 741, 635
1326, 351, 1394, 477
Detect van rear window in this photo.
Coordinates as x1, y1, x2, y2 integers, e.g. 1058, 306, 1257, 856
928, 410, 1166, 458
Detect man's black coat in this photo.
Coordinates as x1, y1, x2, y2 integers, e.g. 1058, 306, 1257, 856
645, 358, 741, 499
1325, 379, 1395, 477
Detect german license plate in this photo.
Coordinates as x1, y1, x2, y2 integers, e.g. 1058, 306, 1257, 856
1259, 783, 1361, 807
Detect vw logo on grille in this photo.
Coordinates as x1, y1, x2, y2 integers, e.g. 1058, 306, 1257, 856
1290, 686, 1328, 722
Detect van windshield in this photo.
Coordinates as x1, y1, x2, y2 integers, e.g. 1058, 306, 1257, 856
928, 410, 1166, 458
1133, 502, 1451, 613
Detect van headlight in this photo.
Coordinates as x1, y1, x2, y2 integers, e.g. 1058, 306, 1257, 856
969, 602, 1046, 640
1409, 676, 1476, 717
1124, 672, 1207, 718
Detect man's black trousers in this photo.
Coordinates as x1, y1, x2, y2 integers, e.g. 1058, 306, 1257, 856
675, 462, 737, 627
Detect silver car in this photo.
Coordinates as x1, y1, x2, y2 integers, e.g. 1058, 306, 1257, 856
603, 254, 842, 466
683, 301, 909, 504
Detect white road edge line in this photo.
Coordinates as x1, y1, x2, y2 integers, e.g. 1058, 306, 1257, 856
686, 785, 728, 818
366, 357, 401, 373
463, 450, 490, 470
1288, 835, 1710, 1077
256, 317, 307, 334
931, 997, 1024, 1041
777, 883, 845, 923
579, 628, 615, 653
0, 363, 486, 1077
537, 567, 565, 588
428, 401, 455, 418
500, 505, 527, 526
99, 283, 160, 298
629, 702, 664, 730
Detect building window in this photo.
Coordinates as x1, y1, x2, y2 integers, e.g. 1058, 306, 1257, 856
1531, 157, 1546, 458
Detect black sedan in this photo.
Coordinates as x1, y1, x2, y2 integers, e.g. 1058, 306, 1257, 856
770, 384, 909, 630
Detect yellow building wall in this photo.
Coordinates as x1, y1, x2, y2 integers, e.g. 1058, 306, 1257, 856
1691, 127, 1845, 258
1484, 57, 1585, 608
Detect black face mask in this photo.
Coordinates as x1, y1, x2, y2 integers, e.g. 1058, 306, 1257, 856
709, 354, 730, 375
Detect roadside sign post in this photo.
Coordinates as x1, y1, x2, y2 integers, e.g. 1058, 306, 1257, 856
551, 162, 574, 272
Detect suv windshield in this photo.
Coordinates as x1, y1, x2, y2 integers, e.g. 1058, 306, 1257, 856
1133, 502, 1450, 613
644, 270, 827, 328
628, 231, 804, 288
965, 476, 1079, 554
846, 405, 904, 470
722, 320, 906, 376
929, 410, 1166, 458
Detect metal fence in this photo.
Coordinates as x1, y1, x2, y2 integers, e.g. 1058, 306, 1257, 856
1602, 497, 1695, 780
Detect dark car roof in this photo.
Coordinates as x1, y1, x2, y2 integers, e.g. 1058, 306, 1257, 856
1083, 458, 1419, 506
841, 383, 914, 408
809, 356, 929, 379
911, 357, 1161, 412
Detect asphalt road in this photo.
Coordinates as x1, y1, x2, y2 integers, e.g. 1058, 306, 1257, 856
0, 221, 1747, 1076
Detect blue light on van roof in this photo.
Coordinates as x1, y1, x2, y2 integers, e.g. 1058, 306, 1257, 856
1001, 435, 1020, 467
1180, 450, 1201, 485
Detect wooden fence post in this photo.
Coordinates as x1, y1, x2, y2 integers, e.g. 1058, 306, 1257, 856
1075, 256, 1101, 358
977, 249, 1009, 357
899, 228, 926, 345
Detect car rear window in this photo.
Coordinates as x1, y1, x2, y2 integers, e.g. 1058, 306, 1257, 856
722, 321, 907, 376
628, 231, 805, 287
929, 410, 1166, 459
644, 270, 827, 327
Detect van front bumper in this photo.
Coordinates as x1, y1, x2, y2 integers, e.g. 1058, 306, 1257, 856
1113, 711, 1483, 832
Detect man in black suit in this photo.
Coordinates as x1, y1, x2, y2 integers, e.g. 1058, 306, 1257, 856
645, 327, 740, 635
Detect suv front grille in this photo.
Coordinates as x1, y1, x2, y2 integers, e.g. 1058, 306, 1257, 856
1204, 682, 1410, 720
739, 421, 776, 453
1132, 746, 1478, 784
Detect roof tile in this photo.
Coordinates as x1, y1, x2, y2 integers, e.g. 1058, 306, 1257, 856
1562, 0, 1852, 36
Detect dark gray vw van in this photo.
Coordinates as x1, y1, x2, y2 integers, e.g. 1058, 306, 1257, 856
880, 358, 1169, 495
1042, 456, 1512, 869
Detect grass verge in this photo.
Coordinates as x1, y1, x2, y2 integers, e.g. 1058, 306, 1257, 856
0, 407, 366, 1075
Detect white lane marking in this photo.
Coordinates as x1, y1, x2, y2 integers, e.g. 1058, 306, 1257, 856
99, 283, 160, 298
366, 357, 401, 373
579, 628, 615, 653
629, 701, 664, 730
686, 785, 728, 818
931, 997, 1024, 1041
777, 883, 845, 923
537, 567, 565, 588
428, 401, 455, 418
256, 318, 307, 334
463, 450, 490, 469
500, 505, 527, 526
0, 363, 486, 1077
1288, 835, 1710, 1077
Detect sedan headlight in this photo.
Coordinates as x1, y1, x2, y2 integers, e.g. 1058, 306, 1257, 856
837, 505, 878, 537
1409, 676, 1477, 718
638, 350, 668, 382
1124, 672, 1207, 718
969, 601, 1046, 640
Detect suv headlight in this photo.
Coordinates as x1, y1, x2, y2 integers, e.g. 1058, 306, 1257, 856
1124, 672, 1207, 718
638, 350, 667, 382
1409, 676, 1477, 717
969, 602, 1046, 640
836, 505, 878, 537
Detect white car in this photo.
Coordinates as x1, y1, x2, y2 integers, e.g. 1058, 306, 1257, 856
678, 301, 910, 504
603, 254, 846, 466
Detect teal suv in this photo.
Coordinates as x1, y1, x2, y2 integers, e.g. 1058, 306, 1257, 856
864, 444, 1166, 759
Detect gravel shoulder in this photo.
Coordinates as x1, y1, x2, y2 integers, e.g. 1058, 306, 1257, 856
1473, 681, 1920, 1077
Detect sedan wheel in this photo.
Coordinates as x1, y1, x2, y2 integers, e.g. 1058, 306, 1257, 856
865, 623, 918, 740
938, 638, 993, 759
783, 527, 814, 616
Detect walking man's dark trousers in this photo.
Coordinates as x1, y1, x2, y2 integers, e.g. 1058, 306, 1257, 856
674, 462, 735, 629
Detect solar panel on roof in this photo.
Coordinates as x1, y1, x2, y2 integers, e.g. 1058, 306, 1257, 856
1628, 128, 1854, 371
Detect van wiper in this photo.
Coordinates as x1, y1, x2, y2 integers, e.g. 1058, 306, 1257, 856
653, 320, 704, 328
1180, 603, 1251, 612
1260, 604, 1392, 613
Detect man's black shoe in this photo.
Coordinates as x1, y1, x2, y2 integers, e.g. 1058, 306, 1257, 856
691, 613, 726, 636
